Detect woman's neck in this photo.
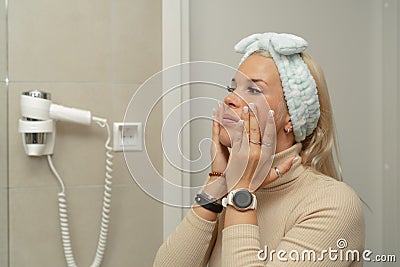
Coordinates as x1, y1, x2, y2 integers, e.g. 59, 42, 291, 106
275, 132, 295, 153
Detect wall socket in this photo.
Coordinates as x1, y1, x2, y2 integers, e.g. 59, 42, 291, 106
113, 122, 143, 152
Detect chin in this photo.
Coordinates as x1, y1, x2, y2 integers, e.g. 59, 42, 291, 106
219, 128, 232, 148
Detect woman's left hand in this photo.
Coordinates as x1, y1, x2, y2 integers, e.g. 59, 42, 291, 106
224, 103, 294, 192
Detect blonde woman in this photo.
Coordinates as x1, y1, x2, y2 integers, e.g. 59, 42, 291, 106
154, 32, 365, 266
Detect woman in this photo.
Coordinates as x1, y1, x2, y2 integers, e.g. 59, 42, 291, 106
154, 32, 365, 266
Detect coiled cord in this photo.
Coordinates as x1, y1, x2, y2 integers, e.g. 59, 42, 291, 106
47, 116, 113, 267
91, 117, 113, 267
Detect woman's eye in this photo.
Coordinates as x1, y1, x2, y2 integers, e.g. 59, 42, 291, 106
226, 86, 235, 93
248, 87, 262, 94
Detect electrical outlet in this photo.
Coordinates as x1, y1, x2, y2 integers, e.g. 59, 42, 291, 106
113, 122, 143, 152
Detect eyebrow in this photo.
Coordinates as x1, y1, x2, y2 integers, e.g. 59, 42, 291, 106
231, 78, 269, 87
251, 79, 269, 87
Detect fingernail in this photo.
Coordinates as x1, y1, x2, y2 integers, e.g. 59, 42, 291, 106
292, 156, 299, 163
249, 103, 255, 111
269, 109, 275, 117
243, 106, 249, 114
238, 119, 244, 126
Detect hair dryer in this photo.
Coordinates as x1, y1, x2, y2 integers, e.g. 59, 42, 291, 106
18, 89, 93, 156
18, 89, 113, 267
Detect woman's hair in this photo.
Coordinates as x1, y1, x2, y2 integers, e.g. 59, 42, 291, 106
254, 50, 342, 181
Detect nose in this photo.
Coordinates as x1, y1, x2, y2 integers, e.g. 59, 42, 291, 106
223, 91, 242, 109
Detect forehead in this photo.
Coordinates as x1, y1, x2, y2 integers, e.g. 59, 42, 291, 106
235, 54, 281, 86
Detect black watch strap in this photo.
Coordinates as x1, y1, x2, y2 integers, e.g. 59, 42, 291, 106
195, 193, 223, 213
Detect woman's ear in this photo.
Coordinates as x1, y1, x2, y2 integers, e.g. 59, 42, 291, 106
284, 115, 293, 135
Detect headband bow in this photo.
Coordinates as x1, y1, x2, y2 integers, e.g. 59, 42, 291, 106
234, 32, 320, 142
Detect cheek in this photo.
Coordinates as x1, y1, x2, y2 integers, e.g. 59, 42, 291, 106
263, 94, 280, 112
219, 128, 232, 147
273, 98, 289, 130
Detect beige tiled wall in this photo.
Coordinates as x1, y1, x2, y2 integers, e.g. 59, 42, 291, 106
0, 188, 7, 267
5, 0, 163, 266
0, 0, 5, 80
0, 83, 7, 267
0, 0, 8, 264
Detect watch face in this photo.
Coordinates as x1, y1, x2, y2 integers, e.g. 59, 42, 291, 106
233, 189, 252, 209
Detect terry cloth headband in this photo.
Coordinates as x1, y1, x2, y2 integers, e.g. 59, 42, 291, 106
234, 32, 320, 142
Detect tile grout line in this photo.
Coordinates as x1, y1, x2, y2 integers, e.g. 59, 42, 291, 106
7, 81, 144, 86
8, 183, 135, 190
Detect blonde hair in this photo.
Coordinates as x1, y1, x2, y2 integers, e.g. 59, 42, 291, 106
254, 50, 342, 181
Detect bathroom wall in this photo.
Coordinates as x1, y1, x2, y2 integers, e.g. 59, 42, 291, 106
4, 0, 163, 266
0, 0, 8, 266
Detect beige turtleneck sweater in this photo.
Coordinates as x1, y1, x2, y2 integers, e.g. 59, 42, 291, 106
154, 144, 365, 266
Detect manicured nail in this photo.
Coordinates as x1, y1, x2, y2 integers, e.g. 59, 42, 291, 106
238, 120, 244, 126
292, 156, 299, 163
249, 103, 255, 111
243, 106, 249, 114
269, 109, 275, 117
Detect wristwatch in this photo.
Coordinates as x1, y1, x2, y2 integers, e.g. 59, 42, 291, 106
195, 191, 223, 213
222, 189, 257, 211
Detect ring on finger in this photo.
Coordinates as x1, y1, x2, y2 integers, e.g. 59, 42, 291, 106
274, 167, 283, 178
249, 140, 261, 145
261, 142, 273, 147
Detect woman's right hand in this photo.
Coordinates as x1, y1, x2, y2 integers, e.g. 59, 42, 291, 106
210, 103, 230, 174
193, 104, 229, 220
204, 103, 229, 199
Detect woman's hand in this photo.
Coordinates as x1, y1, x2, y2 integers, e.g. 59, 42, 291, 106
202, 103, 229, 200
193, 104, 229, 221
210, 103, 230, 174
224, 103, 293, 192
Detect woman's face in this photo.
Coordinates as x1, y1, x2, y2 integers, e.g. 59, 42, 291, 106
219, 54, 286, 147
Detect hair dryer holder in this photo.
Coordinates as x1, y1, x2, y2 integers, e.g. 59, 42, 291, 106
18, 118, 56, 156
18, 91, 55, 156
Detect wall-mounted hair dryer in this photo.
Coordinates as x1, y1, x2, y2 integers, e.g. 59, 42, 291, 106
18, 89, 113, 267
18, 89, 93, 156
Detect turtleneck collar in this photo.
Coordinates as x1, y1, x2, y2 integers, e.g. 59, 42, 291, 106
261, 143, 306, 191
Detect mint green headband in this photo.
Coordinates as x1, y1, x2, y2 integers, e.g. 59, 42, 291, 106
234, 32, 320, 142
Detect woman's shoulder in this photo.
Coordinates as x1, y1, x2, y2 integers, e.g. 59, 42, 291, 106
284, 168, 365, 252
298, 167, 363, 212
287, 168, 365, 242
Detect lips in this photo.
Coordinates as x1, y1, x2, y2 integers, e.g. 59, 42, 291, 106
222, 113, 240, 124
